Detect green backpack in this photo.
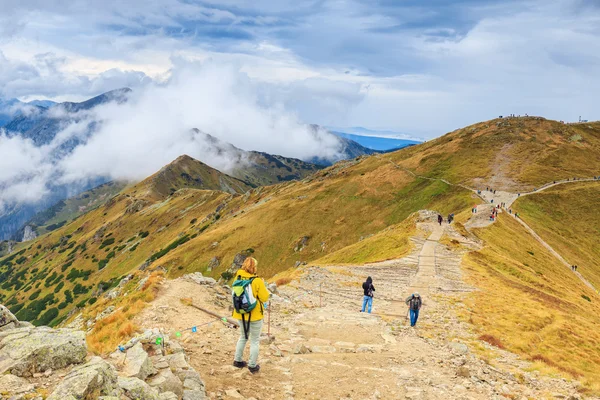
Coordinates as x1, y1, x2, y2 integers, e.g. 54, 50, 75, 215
232, 276, 257, 338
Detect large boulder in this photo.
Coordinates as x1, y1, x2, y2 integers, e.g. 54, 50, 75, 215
0, 326, 87, 377
148, 368, 184, 398
0, 304, 19, 332
47, 357, 120, 400
123, 342, 156, 380
118, 376, 160, 400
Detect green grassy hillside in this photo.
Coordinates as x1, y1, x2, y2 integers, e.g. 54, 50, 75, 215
0, 154, 473, 327
21, 181, 127, 237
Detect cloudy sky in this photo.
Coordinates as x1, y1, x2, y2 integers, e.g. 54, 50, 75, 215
1, 0, 600, 137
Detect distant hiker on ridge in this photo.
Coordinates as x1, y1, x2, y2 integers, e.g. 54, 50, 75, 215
361, 276, 376, 313
405, 293, 422, 327
437, 214, 443, 226
232, 257, 269, 374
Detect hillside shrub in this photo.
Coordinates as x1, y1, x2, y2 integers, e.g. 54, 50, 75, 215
34, 308, 59, 327
64, 290, 73, 303
221, 271, 234, 281
99, 237, 115, 249
8, 303, 24, 314
58, 302, 68, 310
190, 218, 197, 224
73, 283, 90, 295
147, 235, 190, 263
98, 259, 108, 270
54, 281, 65, 293
582, 294, 591, 302
139, 231, 150, 238
88, 297, 97, 305
76, 299, 88, 308
129, 243, 139, 252
44, 272, 58, 287
28, 290, 41, 301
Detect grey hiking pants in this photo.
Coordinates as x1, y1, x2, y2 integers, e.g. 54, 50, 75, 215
234, 319, 263, 367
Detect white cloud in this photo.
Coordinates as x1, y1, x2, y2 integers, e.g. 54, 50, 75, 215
0, 61, 347, 209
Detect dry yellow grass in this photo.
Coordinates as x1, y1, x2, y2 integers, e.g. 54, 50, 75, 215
460, 214, 600, 392
513, 181, 600, 289
86, 271, 163, 354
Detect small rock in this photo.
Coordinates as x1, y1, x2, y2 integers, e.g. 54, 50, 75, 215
456, 366, 471, 378
225, 388, 244, 399
448, 342, 469, 354
293, 344, 311, 354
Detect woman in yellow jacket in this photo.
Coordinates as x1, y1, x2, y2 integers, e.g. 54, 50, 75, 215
232, 257, 269, 373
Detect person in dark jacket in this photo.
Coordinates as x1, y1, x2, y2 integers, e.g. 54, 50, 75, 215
361, 277, 375, 313
405, 293, 422, 327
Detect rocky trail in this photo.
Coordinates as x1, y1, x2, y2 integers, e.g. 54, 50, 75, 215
129, 212, 587, 400
384, 157, 599, 293
0, 210, 593, 399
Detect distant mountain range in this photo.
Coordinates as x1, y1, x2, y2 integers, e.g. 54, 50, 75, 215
0, 88, 378, 242
0, 98, 56, 127
331, 131, 421, 152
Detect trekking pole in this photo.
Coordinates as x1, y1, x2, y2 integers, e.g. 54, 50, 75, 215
267, 302, 271, 337
318, 283, 322, 308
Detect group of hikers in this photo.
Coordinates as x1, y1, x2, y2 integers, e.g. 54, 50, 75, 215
229, 258, 424, 374
437, 213, 454, 225
361, 276, 422, 327
571, 265, 579, 272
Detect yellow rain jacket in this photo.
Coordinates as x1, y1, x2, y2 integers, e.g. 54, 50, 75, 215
231, 269, 270, 322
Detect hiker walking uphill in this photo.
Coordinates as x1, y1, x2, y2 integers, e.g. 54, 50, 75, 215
405, 293, 422, 327
231, 257, 269, 374
361, 276, 375, 313
437, 214, 443, 226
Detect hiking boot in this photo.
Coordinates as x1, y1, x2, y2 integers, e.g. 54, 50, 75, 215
233, 361, 247, 369
248, 364, 260, 374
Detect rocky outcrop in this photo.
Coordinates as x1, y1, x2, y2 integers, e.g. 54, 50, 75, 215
148, 369, 183, 398
0, 304, 20, 331
118, 376, 160, 400
0, 326, 87, 377
183, 272, 216, 286
123, 342, 157, 380
0, 304, 206, 400
206, 256, 220, 271
47, 357, 120, 400
21, 225, 37, 242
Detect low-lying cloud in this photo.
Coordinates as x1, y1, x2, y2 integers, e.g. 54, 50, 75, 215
0, 61, 345, 211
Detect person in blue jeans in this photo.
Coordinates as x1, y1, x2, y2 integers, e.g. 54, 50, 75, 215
361, 276, 375, 313
405, 293, 422, 327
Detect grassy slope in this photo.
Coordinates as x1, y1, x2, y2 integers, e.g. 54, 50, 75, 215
159, 157, 473, 278
513, 182, 600, 289
389, 118, 600, 191
29, 181, 127, 235
0, 154, 473, 326
461, 214, 600, 390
